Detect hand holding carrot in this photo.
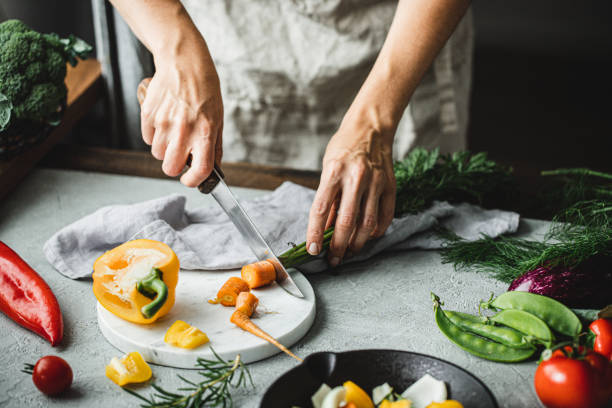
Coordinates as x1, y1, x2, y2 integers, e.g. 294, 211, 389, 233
306, 103, 396, 267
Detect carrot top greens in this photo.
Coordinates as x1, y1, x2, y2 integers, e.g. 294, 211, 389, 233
279, 148, 515, 269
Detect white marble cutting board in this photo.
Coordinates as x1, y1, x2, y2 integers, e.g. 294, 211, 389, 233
97, 269, 315, 368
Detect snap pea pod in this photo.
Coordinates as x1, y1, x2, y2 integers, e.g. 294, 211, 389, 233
489, 309, 554, 348
432, 294, 536, 363
481, 292, 582, 337
445, 310, 533, 349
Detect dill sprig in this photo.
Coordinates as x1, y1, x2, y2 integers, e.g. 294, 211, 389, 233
440, 166, 612, 283
124, 350, 253, 408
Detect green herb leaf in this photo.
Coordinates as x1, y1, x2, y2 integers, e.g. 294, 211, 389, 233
125, 350, 252, 408
0, 92, 13, 132
59, 35, 93, 66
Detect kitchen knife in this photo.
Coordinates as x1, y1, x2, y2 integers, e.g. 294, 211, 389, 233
137, 78, 304, 297
196, 165, 305, 298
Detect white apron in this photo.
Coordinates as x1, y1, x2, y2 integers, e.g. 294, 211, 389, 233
98, 0, 473, 170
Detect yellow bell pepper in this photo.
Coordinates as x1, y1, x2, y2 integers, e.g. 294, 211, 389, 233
105, 351, 152, 386
93, 239, 179, 324
164, 320, 210, 349
380, 400, 411, 408
427, 401, 463, 408
343, 381, 375, 408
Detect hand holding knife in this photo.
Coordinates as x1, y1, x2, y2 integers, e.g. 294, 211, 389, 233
137, 79, 304, 298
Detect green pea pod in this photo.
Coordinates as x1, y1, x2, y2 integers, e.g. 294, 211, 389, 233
489, 309, 554, 348
432, 294, 536, 363
481, 292, 581, 337
445, 310, 533, 349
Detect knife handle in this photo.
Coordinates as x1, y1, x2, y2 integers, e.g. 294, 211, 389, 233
185, 155, 225, 194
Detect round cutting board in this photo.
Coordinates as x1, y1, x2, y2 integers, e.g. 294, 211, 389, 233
97, 269, 315, 368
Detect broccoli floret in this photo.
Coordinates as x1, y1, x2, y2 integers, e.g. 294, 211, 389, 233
0, 19, 92, 136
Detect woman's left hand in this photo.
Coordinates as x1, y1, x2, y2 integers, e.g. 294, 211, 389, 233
306, 107, 396, 266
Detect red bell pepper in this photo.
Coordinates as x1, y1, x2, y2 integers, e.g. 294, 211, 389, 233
0, 241, 63, 346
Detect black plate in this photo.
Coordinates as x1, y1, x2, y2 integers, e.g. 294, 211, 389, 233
260, 349, 498, 408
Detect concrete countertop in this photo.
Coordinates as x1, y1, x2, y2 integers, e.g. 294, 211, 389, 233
0, 169, 548, 407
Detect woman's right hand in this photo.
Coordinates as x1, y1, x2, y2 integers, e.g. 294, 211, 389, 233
138, 40, 224, 187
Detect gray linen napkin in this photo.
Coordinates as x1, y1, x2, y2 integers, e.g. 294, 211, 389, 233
44, 182, 519, 279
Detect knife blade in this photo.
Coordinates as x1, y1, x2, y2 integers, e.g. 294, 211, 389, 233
201, 167, 305, 298
136, 78, 303, 297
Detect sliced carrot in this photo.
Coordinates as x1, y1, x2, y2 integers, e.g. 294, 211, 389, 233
241, 260, 276, 289
230, 309, 302, 362
216, 277, 250, 306
235, 292, 259, 317
345, 403, 358, 408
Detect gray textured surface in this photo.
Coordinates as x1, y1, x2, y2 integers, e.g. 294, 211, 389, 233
0, 169, 547, 407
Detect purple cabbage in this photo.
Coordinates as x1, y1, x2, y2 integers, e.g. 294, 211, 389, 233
508, 257, 612, 308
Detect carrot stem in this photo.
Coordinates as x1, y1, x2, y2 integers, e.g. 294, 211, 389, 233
278, 227, 334, 268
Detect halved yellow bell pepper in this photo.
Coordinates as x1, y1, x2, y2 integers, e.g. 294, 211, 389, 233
164, 320, 209, 349
343, 381, 375, 408
105, 351, 152, 386
380, 400, 411, 408
93, 239, 179, 324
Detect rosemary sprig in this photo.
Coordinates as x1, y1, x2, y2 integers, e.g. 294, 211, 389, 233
124, 349, 253, 408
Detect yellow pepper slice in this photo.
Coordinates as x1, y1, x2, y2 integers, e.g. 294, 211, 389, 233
427, 401, 463, 408
343, 381, 375, 408
93, 239, 179, 324
164, 320, 210, 349
105, 352, 152, 386
380, 400, 411, 408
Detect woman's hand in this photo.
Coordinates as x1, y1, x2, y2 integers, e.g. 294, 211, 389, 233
306, 106, 397, 266
304, 0, 470, 265
138, 44, 223, 187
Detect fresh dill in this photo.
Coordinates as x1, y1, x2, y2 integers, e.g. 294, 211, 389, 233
124, 350, 253, 408
440, 166, 612, 283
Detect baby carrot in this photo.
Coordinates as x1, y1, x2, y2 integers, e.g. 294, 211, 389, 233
241, 260, 276, 289
235, 292, 259, 317
216, 277, 250, 306
230, 309, 302, 362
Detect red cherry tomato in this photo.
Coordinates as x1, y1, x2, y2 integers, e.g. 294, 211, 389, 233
590, 318, 612, 361
535, 347, 611, 408
31, 356, 73, 395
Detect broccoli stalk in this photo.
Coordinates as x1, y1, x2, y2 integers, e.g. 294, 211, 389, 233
0, 19, 93, 134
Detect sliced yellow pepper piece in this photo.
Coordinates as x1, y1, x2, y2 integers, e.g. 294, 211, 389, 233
380, 400, 411, 408
343, 381, 375, 408
164, 320, 210, 349
427, 401, 463, 408
105, 351, 152, 386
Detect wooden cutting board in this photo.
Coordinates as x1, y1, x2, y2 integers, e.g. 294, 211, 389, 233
97, 269, 315, 368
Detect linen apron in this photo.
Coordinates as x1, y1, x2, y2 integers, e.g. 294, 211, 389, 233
98, 0, 473, 170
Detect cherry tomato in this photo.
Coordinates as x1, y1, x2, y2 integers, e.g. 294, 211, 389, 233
31, 356, 73, 395
534, 347, 611, 408
590, 318, 612, 361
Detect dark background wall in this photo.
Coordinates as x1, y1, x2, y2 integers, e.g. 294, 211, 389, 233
2, 0, 611, 171
469, 1, 612, 172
